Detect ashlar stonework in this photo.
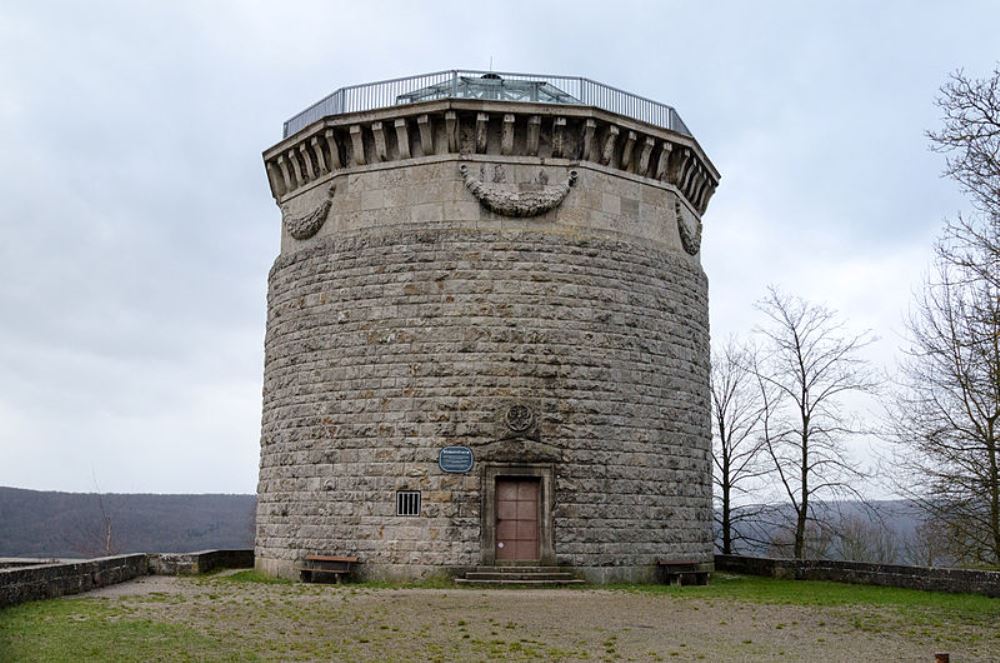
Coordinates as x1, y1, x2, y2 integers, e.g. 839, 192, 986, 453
255, 76, 721, 583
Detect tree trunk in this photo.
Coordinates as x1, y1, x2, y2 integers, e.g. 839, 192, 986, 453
795, 431, 809, 559
989, 430, 1000, 565
722, 478, 732, 555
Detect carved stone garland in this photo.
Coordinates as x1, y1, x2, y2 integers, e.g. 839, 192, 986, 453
459, 164, 577, 218
282, 185, 335, 240
675, 197, 703, 255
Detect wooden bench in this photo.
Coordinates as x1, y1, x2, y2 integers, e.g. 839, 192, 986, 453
297, 555, 359, 584
656, 559, 711, 586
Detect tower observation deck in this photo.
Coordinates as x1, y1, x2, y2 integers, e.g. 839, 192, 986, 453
282, 70, 693, 138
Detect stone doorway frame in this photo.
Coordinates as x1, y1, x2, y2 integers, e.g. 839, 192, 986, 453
480, 463, 555, 566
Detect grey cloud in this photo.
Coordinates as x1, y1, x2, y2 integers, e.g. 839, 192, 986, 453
0, 0, 996, 492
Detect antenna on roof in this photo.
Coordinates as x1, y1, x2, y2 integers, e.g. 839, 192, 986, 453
489, 56, 494, 72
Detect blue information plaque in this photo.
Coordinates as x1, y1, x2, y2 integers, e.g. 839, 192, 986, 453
439, 446, 474, 473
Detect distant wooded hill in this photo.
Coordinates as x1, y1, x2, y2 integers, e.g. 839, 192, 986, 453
721, 499, 932, 564
0, 486, 927, 564
0, 486, 255, 558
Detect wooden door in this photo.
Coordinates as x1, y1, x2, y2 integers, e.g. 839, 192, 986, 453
495, 478, 540, 561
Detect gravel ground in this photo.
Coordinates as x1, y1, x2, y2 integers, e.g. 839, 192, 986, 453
71, 574, 995, 662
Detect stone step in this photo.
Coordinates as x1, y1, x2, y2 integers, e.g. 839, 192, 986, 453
454, 577, 586, 586
471, 566, 566, 573
464, 571, 578, 581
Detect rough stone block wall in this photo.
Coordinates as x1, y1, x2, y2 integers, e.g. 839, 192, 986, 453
256, 212, 712, 580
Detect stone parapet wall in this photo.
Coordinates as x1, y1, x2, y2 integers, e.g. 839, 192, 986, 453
715, 554, 1000, 598
0, 550, 254, 609
147, 549, 255, 576
0, 558, 63, 570
0, 554, 148, 609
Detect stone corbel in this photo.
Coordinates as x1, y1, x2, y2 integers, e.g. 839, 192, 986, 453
655, 142, 672, 181
679, 149, 696, 191
445, 111, 458, 152
276, 155, 293, 192
638, 136, 655, 178
417, 115, 434, 156
526, 115, 541, 156
394, 119, 411, 159
372, 122, 388, 161
581, 118, 596, 161
552, 117, 567, 158
324, 129, 343, 169
501, 114, 515, 155
475, 113, 489, 153
298, 144, 315, 181
699, 183, 717, 215
266, 161, 286, 199
349, 125, 365, 166
691, 165, 708, 211
600, 125, 619, 166
286, 149, 303, 187
309, 137, 327, 175
621, 131, 637, 171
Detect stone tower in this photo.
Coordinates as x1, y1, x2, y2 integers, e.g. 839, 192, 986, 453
256, 71, 720, 582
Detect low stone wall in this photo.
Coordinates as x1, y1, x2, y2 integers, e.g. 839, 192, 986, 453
0, 554, 148, 609
715, 554, 1000, 598
0, 550, 255, 609
0, 558, 65, 570
148, 549, 255, 576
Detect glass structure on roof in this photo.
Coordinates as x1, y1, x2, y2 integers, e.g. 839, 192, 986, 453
281, 70, 693, 139
395, 74, 580, 106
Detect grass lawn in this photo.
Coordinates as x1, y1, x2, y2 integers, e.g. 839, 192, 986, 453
1, 573, 997, 662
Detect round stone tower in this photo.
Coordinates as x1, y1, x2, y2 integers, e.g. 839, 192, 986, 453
255, 71, 720, 583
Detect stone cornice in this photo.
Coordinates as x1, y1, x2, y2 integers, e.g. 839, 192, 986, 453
263, 100, 719, 217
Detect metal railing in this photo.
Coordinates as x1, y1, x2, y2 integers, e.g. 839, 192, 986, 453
282, 70, 692, 138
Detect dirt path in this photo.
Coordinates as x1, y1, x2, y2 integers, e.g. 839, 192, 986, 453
74, 575, 991, 662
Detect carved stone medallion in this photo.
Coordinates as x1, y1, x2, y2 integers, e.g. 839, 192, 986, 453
459, 164, 577, 218
505, 404, 535, 433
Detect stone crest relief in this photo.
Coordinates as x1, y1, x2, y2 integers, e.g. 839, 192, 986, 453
281, 184, 335, 240
459, 163, 577, 218
505, 404, 535, 433
489, 402, 542, 443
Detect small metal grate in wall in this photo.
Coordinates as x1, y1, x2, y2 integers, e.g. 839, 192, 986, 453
396, 490, 421, 516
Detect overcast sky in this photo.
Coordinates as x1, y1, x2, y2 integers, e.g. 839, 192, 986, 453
1, 1, 996, 495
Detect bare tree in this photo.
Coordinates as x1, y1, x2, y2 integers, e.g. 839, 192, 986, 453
63, 494, 117, 559
710, 336, 770, 554
766, 519, 834, 560
834, 515, 900, 563
889, 226, 1000, 565
900, 518, 956, 568
926, 65, 1000, 220
64, 473, 118, 558
887, 66, 1000, 567
752, 287, 877, 559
